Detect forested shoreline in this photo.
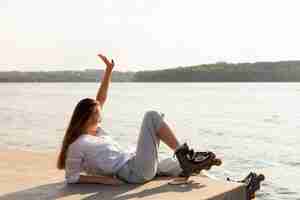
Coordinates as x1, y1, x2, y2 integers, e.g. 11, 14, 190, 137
1, 60, 300, 82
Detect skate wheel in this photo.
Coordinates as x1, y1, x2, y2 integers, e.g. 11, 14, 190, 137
258, 174, 265, 181
213, 158, 222, 166
203, 158, 222, 170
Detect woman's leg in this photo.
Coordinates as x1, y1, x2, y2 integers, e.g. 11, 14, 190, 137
157, 157, 183, 177
157, 121, 181, 151
132, 110, 181, 181
117, 110, 182, 183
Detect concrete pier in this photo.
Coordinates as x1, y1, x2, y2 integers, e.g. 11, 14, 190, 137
0, 148, 247, 200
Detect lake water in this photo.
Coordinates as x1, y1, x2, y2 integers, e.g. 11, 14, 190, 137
0, 82, 299, 200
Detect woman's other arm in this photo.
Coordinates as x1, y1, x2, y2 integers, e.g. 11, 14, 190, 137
76, 174, 125, 185
96, 54, 114, 108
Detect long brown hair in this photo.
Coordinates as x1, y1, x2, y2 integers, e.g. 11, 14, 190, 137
57, 98, 99, 169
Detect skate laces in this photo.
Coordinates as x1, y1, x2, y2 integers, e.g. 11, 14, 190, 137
188, 150, 210, 162
173, 143, 210, 163
173, 143, 189, 158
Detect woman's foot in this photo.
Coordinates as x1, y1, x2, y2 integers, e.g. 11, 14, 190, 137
174, 143, 222, 179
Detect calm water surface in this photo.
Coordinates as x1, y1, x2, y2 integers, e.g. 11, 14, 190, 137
0, 82, 299, 200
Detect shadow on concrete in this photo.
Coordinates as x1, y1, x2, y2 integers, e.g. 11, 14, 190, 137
0, 178, 206, 200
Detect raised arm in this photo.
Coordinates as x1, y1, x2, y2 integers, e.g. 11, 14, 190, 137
96, 54, 115, 108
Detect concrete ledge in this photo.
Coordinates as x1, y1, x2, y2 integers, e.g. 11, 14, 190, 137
0, 148, 246, 200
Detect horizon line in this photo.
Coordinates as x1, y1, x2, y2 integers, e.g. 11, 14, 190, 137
0, 59, 300, 73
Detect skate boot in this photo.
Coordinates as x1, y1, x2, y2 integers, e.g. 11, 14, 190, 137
170, 143, 222, 185
227, 172, 265, 200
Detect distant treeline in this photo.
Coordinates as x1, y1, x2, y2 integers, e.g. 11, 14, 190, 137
1, 61, 300, 82
133, 61, 300, 82
0, 69, 135, 82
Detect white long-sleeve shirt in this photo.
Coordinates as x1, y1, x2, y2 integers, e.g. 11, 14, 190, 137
65, 126, 134, 184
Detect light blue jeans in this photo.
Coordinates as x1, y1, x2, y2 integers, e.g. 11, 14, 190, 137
116, 110, 182, 183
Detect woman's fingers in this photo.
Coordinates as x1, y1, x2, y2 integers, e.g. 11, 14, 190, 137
98, 54, 109, 64
116, 179, 125, 185
110, 178, 125, 185
98, 54, 114, 69
97, 54, 104, 59
111, 59, 115, 67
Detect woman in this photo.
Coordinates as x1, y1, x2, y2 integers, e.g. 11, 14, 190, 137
56, 54, 220, 185
56, 53, 184, 185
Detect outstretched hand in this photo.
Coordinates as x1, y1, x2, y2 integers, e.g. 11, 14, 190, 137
98, 54, 115, 71
110, 178, 126, 186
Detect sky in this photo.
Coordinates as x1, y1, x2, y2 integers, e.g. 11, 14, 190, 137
1, 0, 300, 72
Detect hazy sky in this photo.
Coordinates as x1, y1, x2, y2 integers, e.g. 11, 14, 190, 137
1, 0, 300, 71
